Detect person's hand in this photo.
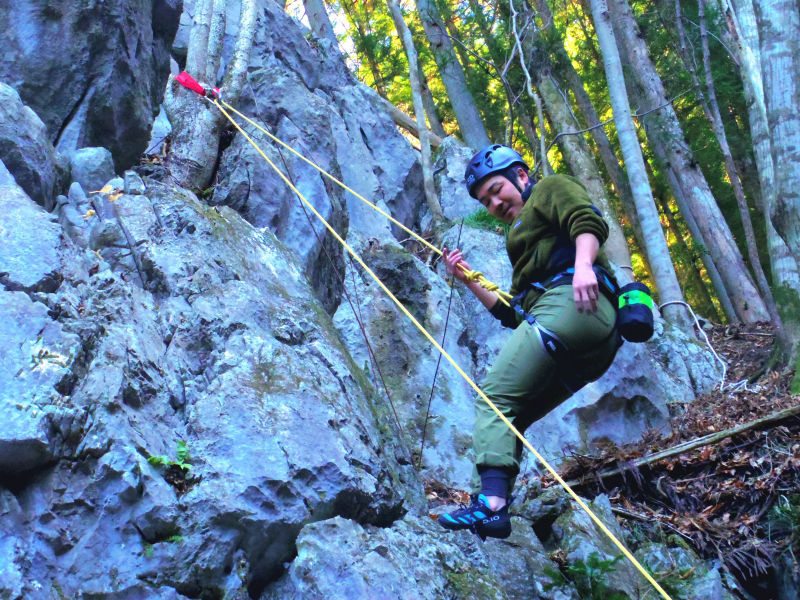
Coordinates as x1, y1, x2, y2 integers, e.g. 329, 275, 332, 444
442, 247, 472, 284
573, 264, 599, 313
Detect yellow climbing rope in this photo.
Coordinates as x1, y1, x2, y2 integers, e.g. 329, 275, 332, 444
203, 96, 672, 600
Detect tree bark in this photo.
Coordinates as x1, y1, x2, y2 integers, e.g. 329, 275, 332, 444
387, 0, 443, 227
415, 0, 490, 149
661, 161, 738, 321
696, 0, 787, 341
657, 188, 721, 322
304, 0, 339, 47
165, 0, 258, 190
754, 0, 800, 263
722, 0, 800, 295
418, 62, 447, 138
589, 0, 692, 328
607, 0, 768, 323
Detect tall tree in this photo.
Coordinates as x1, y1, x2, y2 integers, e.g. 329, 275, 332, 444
304, 0, 339, 47
340, 0, 392, 96
753, 0, 800, 264
721, 0, 800, 316
387, 0, 443, 227
695, 0, 786, 344
606, 0, 768, 323
589, 0, 692, 328
415, 0, 490, 149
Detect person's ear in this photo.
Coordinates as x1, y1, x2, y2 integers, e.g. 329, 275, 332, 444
516, 167, 529, 187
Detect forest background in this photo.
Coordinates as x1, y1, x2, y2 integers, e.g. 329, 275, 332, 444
283, 0, 800, 386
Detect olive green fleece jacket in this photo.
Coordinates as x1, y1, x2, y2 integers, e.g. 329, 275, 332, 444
506, 174, 611, 312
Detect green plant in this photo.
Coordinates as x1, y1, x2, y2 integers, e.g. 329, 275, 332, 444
544, 552, 627, 599
462, 208, 510, 235
147, 440, 192, 471
770, 494, 800, 546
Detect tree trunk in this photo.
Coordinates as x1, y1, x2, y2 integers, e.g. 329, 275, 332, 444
657, 188, 722, 322
415, 0, 490, 149
697, 0, 787, 341
304, 0, 339, 47
418, 62, 447, 137
754, 0, 800, 263
723, 0, 800, 292
607, 0, 768, 323
165, 0, 258, 191
387, 0, 443, 227
589, 0, 692, 329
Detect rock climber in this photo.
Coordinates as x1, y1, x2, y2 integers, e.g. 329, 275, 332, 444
438, 144, 621, 540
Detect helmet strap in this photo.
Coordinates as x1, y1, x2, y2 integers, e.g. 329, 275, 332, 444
501, 166, 533, 200
521, 180, 534, 202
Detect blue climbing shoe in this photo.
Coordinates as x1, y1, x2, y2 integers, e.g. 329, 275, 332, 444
437, 494, 511, 540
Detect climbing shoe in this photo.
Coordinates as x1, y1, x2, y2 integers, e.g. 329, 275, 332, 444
437, 494, 511, 540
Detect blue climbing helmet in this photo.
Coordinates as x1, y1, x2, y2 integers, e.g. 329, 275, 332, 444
464, 144, 529, 199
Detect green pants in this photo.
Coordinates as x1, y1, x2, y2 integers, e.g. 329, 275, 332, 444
471, 285, 619, 494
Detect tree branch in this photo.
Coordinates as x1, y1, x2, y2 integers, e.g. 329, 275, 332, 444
565, 404, 800, 489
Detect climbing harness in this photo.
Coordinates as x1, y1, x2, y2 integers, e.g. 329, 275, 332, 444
174, 71, 674, 600
511, 265, 622, 394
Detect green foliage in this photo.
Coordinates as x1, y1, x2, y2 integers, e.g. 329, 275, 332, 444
462, 208, 509, 235
544, 552, 627, 599
147, 440, 192, 472
770, 494, 800, 548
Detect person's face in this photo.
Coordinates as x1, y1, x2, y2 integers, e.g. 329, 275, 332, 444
474, 168, 529, 224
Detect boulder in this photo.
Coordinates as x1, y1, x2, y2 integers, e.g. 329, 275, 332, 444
637, 542, 739, 600
0, 0, 182, 171
261, 515, 507, 600
0, 85, 68, 210
0, 161, 63, 291
69, 147, 116, 193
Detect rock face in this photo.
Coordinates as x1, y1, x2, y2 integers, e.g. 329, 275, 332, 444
0, 0, 181, 171
210, 0, 423, 314
1, 175, 415, 599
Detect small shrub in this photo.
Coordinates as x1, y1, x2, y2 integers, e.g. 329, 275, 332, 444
462, 208, 509, 235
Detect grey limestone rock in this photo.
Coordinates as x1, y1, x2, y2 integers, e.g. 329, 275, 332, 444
0, 161, 63, 292
333, 243, 479, 488
3, 177, 414, 599
262, 515, 507, 600
434, 136, 480, 222
0, 0, 181, 171
210, 1, 423, 313
0, 85, 68, 210
69, 147, 116, 194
